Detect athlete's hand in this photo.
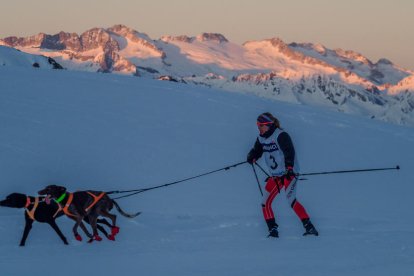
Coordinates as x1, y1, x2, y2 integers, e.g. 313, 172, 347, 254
284, 166, 296, 181
247, 151, 256, 164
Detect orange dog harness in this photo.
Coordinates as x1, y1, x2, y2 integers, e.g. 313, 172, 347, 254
25, 197, 40, 220
85, 192, 106, 212
54, 192, 106, 217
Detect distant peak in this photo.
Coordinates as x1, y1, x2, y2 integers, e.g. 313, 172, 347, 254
196, 33, 228, 43
82, 27, 107, 36
268, 37, 286, 46
243, 37, 288, 48
267, 37, 291, 52
289, 42, 327, 54
334, 48, 372, 65
109, 24, 131, 30
377, 58, 393, 65
107, 24, 153, 42
243, 37, 288, 49
160, 35, 193, 43
108, 24, 137, 35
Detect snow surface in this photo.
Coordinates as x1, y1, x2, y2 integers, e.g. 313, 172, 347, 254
0, 46, 54, 69
0, 66, 413, 276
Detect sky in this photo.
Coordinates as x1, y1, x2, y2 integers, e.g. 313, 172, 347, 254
1, 0, 413, 70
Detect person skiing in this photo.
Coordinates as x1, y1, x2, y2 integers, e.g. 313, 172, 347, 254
247, 112, 318, 238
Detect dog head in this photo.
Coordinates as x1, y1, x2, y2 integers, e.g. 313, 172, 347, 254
38, 185, 67, 199
0, 193, 28, 208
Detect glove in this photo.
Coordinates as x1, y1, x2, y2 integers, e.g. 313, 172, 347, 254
246, 151, 256, 164
284, 166, 296, 181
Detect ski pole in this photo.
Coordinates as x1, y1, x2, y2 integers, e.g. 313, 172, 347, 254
254, 162, 270, 177
297, 165, 400, 177
253, 162, 281, 193
251, 164, 263, 196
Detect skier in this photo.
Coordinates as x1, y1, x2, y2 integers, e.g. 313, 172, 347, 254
247, 112, 318, 238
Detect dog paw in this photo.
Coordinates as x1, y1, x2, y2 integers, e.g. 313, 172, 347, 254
94, 235, 102, 241
108, 234, 115, 241
75, 234, 82, 242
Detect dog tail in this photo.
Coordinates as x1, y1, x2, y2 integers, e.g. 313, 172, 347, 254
111, 199, 141, 218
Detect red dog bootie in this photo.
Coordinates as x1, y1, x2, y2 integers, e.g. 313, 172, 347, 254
75, 234, 82, 242
108, 234, 115, 241
94, 235, 102, 241
111, 226, 120, 236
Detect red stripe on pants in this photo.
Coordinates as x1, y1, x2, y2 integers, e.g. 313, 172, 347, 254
262, 177, 309, 221
292, 200, 309, 220
262, 178, 280, 220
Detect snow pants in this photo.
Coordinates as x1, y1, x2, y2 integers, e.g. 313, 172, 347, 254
262, 176, 309, 222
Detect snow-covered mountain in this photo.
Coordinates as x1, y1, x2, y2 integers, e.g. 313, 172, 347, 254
1, 24, 414, 126
289, 42, 410, 85
0, 45, 63, 70
0, 65, 413, 276
388, 75, 414, 95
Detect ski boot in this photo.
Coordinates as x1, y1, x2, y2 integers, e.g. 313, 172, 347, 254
266, 218, 279, 238
302, 218, 319, 236
268, 226, 279, 238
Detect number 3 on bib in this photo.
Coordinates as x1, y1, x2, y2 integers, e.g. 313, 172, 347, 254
269, 155, 278, 170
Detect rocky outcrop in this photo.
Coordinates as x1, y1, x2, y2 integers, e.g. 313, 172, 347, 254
80, 28, 119, 52
1, 28, 118, 52
2, 33, 46, 48
196, 33, 228, 43
161, 35, 193, 43
108, 24, 165, 58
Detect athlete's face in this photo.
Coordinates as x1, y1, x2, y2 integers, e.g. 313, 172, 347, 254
257, 124, 269, 135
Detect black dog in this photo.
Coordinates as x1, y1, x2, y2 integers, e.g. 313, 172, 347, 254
0, 193, 113, 246
38, 185, 140, 242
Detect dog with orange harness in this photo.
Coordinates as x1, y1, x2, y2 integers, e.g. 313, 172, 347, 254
0, 192, 114, 246
38, 185, 140, 243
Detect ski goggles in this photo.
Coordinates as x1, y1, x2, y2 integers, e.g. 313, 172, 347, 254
257, 114, 273, 126
256, 121, 273, 126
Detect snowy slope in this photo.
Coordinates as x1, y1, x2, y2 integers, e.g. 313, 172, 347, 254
389, 75, 414, 95
0, 45, 62, 70
0, 66, 413, 276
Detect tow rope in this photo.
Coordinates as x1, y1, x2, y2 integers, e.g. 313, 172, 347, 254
108, 161, 248, 199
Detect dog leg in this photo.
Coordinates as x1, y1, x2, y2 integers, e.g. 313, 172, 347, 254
20, 217, 34, 246
89, 215, 103, 242
97, 218, 112, 228
84, 217, 110, 238
100, 210, 118, 240
96, 223, 109, 238
73, 218, 92, 241
48, 220, 68, 245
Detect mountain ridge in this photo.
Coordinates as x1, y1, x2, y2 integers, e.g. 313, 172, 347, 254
1, 24, 413, 126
